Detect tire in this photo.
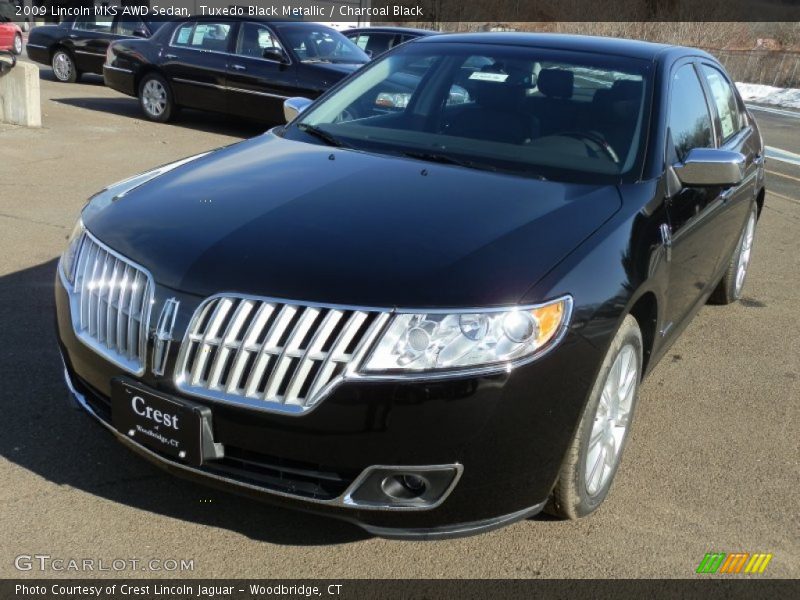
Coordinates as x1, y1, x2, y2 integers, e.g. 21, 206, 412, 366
138, 73, 176, 123
52, 49, 80, 83
546, 314, 643, 519
12, 34, 22, 56
708, 203, 757, 305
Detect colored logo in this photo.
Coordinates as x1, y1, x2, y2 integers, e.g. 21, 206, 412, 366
696, 552, 773, 574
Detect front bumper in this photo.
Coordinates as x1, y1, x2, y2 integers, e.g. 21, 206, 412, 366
56, 271, 602, 538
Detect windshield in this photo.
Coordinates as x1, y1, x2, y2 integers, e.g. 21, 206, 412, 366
288, 42, 652, 183
275, 24, 369, 65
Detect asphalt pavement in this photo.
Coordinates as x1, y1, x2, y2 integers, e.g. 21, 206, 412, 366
0, 59, 797, 579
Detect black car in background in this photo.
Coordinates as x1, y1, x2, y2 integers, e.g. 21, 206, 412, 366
343, 26, 435, 57
26, 13, 161, 83
104, 18, 370, 123
57, 34, 764, 537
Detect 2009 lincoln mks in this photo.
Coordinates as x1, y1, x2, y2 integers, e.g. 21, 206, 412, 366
57, 33, 765, 538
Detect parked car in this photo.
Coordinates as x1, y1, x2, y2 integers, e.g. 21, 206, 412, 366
0, 2, 22, 55
26, 13, 162, 83
57, 33, 764, 538
343, 26, 435, 57
104, 17, 370, 123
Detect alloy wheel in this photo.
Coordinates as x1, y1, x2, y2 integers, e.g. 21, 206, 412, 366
734, 210, 756, 297
13, 35, 22, 55
53, 52, 71, 81
142, 80, 167, 117
584, 343, 638, 496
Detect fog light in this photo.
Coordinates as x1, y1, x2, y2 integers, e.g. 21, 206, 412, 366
381, 473, 429, 500
344, 464, 462, 509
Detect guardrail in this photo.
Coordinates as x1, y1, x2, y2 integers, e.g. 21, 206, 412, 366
0, 50, 16, 76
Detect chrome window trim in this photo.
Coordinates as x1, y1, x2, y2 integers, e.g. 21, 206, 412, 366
62, 358, 460, 511
60, 229, 155, 376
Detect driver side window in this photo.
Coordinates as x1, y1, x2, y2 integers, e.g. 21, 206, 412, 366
668, 64, 714, 162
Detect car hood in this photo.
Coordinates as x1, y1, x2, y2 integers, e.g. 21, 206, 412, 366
87, 133, 622, 308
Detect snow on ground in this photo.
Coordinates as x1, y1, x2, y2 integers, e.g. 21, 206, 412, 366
736, 82, 800, 109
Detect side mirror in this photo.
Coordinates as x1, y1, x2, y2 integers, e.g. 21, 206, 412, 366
283, 97, 312, 122
263, 47, 288, 63
132, 27, 148, 38
673, 148, 745, 187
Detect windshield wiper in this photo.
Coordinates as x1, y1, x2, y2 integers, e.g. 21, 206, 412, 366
402, 151, 502, 173
404, 151, 549, 180
297, 123, 349, 148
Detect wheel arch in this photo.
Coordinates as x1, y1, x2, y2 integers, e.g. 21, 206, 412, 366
49, 43, 73, 61
134, 66, 170, 98
755, 186, 765, 219
626, 290, 659, 375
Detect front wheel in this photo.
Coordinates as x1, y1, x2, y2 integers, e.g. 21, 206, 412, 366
52, 49, 80, 83
546, 314, 643, 519
708, 204, 757, 305
12, 34, 22, 56
138, 73, 176, 122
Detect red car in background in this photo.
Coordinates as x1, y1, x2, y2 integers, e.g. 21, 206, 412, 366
0, 2, 23, 55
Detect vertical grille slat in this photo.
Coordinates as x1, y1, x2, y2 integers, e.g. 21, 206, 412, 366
207, 299, 254, 390
177, 296, 389, 414
225, 303, 275, 394
65, 233, 153, 375
243, 304, 296, 398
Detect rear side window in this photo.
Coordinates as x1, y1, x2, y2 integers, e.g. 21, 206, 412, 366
73, 15, 113, 33
172, 22, 232, 52
702, 65, 743, 140
117, 18, 147, 37
668, 64, 713, 161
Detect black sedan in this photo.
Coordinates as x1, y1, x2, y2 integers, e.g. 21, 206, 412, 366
104, 17, 370, 123
25, 13, 161, 83
56, 33, 764, 538
343, 26, 435, 57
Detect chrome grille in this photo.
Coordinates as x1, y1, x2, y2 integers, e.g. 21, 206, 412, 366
67, 233, 154, 375
175, 295, 390, 414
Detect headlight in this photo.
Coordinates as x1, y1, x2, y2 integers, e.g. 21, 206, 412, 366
362, 296, 573, 374
81, 152, 210, 222
60, 219, 85, 286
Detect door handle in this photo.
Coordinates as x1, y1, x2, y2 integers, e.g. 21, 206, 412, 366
68, 34, 78, 39
231, 64, 247, 71
753, 153, 764, 166
163, 53, 177, 59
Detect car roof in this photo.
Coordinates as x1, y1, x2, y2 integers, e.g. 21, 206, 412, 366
418, 32, 712, 61
345, 26, 436, 36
